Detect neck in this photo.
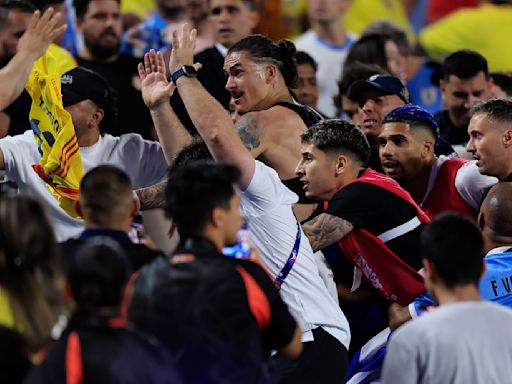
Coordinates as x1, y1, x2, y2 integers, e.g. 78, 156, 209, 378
77, 129, 100, 148
401, 162, 434, 204
84, 221, 131, 233
78, 48, 119, 64
201, 227, 223, 252
433, 284, 482, 305
328, 164, 365, 200
259, 87, 294, 111
484, 234, 512, 255
313, 18, 348, 45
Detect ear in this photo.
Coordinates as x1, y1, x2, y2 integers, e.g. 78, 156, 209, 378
264, 63, 278, 84
334, 153, 348, 176
248, 10, 260, 29
75, 199, 83, 217
439, 79, 446, 94
129, 199, 138, 220
211, 206, 225, 229
422, 258, 435, 283
89, 107, 105, 127
477, 209, 485, 231
422, 139, 434, 158
502, 129, 512, 148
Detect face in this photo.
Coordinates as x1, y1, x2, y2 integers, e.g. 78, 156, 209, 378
295, 143, 339, 201
184, 0, 209, 22
224, 51, 272, 114
441, 72, 492, 128
490, 84, 508, 99
223, 192, 243, 246
359, 92, 405, 139
467, 113, 511, 180
0, 10, 31, 60
307, 0, 352, 24
65, 99, 101, 138
78, 0, 122, 59
340, 95, 364, 125
210, 0, 258, 48
378, 122, 430, 182
292, 63, 318, 108
385, 40, 406, 82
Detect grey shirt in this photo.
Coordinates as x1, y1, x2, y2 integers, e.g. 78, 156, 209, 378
382, 301, 512, 384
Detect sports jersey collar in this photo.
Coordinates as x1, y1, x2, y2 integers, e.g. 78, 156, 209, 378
486, 246, 512, 256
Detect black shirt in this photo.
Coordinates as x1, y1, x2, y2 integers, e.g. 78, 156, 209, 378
435, 109, 469, 146
129, 237, 296, 384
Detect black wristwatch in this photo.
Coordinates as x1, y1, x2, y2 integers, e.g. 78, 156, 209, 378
171, 65, 198, 84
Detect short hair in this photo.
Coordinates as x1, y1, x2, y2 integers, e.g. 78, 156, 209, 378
300, 119, 371, 165
471, 98, 512, 127
335, 62, 386, 107
30, 0, 64, 10
490, 72, 512, 97
165, 161, 241, 240
443, 49, 489, 81
74, 0, 120, 18
79, 165, 133, 227
345, 33, 394, 75
170, 139, 213, 171
383, 104, 440, 142
362, 20, 410, 53
228, 34, 298, 88
0, 0, 36, 12
295, 50, 317, 72
421, 213, 483, 288
67, 238, 131, 312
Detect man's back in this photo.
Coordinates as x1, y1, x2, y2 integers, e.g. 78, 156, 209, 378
383, 301, 512, 383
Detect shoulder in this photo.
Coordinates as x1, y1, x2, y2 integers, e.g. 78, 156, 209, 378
194, 46, 221, 61
294, 30, 316, 47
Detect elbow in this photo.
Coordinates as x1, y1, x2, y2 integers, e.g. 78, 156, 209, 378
279, 326, 303, 359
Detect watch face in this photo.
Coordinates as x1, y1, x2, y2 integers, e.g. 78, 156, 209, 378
183, 65, 198, 76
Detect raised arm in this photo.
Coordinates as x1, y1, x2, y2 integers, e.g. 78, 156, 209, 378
138, 49, 193, 164
302, 213, 354, 252
0, 8, 66, 111
169, 24, 255, 190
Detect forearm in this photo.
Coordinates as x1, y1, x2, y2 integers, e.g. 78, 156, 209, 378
0, 50, 38, 110
150, 103, 193, 164
135, 179, 168, 210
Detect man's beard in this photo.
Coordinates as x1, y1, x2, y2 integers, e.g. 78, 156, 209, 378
86, 39, 120, 60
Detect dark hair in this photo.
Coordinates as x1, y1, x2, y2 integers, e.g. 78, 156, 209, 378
0, 0, 36, 12
165, 161, 240, 240
228, 34, 298, 88
345, 33, 394, 75
471, 98, 512, 126
443, 49, 489, 81
170, 139, 213, 171
362, 20, 410, 53
79, 165, 133, 227
421, 213, 483, 288
30, 0, 64, 10
383, 105, 440, 142
295, 50, 317, 72
67, 238, 131, 312
301, 119, 371, 165
0, 326, 32, 383
74, 0, 120, 18
490, 72, 512, 97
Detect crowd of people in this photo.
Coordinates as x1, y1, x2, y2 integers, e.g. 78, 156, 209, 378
0, 0, 512, 383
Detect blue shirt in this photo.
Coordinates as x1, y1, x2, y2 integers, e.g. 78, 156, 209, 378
121, 12, 171, 58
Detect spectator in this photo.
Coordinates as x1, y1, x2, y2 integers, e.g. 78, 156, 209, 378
436, 49, 493, 148
378, 105, 496, 219
130, 161, 302, 383
490, 71, 512, 98
295, 0, 355, 117
183, 0, 213, 53
74, 0, 154, 138
25, 239, 181, 383
467, 98, 512, 181
382, 213, 512, 384
291, 50, 320, 111
0, 67, 168, 241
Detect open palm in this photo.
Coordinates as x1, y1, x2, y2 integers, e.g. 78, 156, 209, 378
138, 49, 175, 110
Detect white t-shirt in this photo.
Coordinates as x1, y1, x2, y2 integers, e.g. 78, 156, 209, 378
240, 161, 350, 349
0, 130, 168, 241
295, 30, 355, 118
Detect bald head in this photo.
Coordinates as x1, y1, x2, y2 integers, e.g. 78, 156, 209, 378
479, 182, 512, 251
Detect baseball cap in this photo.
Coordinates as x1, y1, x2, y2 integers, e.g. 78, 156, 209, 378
347, 74, 411, 105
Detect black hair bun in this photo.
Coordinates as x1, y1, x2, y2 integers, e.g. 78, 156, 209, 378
276, 39, 296, 60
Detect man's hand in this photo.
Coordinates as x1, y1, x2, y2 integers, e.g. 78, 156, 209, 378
17, 7, 67, 60
138, 49, 175, 110
169, 23, 202, 77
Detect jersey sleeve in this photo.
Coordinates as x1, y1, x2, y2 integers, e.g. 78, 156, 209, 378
455, 161, 497, 210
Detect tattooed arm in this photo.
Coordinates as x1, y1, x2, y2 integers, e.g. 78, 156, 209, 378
135, 179, 167, 210
235, 112, 268, 159
302, 213, 354, 252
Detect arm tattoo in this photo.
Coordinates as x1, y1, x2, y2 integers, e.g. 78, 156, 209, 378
302, 213, 354, 252
135, 179, 168, 210
235, 113, 264, 151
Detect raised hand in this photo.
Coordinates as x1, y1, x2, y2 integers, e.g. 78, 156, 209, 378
17, 7, 67, 60
138, 49, 175, 110
169, 23, 202, 78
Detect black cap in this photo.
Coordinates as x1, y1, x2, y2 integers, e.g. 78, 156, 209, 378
347, 74, 411, 105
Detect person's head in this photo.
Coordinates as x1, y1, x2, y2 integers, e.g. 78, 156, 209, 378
0, 0, 35, 61
307, 0, 352, 26
378, 105, 438, 183
66, 238, 131, 315
347, 73, 410, 139
295, 119, 370, 201
0, 195, 64, 352
362, 19, 410, 56
184, 0, 209, 24
345, 33, 406, 83
421, 213, 484, 298
225, 35, 297, 114
156, 0, 185, 19
490, 72, 512, 98
61, 66, 118, 135
30, 0, 67, 43
467, 98, 512, 180
335, 62, 385, 124
77, 165, 137, 230
292, 50, 318, 108
440, 49, 493, 129
74, 0, 122, 60
165, 161, 242, 248
209, 0, 258, 49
